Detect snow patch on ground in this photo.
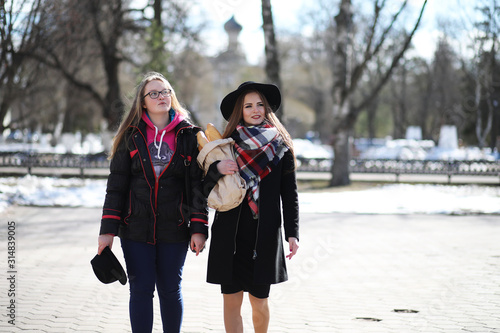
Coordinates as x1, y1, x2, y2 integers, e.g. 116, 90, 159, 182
1, 175, 499, 215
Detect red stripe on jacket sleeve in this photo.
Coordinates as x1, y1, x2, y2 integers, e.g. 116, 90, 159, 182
102, 215, 121, 220
190, 217, 208, 225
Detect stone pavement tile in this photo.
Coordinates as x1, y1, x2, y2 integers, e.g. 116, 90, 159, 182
11, 323, 52, 331
291, 213, 500, 333
2, 207, 500, 332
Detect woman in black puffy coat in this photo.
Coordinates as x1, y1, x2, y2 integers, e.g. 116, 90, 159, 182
97, 72, 208, 333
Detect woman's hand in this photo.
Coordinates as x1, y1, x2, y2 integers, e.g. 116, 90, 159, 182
217, 160, 239, 175
190, 233, 206, 256
286, 237, 299, 260
98, 234, 114, 255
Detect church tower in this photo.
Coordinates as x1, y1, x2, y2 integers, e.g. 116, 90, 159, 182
224, 15, 242, 53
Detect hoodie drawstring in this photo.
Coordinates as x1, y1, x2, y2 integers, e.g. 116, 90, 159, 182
153, 126, 166, 159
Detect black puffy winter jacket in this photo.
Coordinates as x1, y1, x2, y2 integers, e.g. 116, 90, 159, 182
99, 119, 209, 244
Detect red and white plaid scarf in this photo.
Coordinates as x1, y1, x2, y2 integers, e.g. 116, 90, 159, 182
232, 121, 288, 218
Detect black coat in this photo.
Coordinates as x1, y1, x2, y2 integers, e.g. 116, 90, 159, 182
206, 150, 299, 285
99, 119, 209, 244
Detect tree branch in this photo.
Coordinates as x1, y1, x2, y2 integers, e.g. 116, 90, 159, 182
352, 0, 428, 123
349, 0, 408, 94
23, 50, 105, 110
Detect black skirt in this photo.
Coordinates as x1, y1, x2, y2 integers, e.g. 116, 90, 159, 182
220, 202, 270, 298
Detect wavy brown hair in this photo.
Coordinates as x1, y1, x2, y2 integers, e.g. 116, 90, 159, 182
222, 89, 294, 157
109, 72, 189, 159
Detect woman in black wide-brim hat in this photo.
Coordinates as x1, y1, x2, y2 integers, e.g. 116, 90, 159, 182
203, 81, 300, 332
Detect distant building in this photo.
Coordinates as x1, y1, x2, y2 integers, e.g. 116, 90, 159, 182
224, 16, 244, 57
215, 16, 247, 87
203, 16, 256, 129
193, 15, 314, 138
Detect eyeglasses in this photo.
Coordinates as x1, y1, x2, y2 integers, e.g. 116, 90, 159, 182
143, 89, 172, 100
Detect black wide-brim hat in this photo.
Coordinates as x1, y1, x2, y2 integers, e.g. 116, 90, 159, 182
90, 246, 127, 285
220, 81, 281, 120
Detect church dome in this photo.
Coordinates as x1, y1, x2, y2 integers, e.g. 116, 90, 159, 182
224, 16, 242, 33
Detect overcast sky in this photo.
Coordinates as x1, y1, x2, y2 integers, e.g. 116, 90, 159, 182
194, 0, 475, 65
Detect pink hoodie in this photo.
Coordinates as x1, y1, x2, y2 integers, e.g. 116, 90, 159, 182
141, 110, 184, 177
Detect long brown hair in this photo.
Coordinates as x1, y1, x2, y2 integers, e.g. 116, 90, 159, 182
109, 72, 190, 159
222, 89, 294, 157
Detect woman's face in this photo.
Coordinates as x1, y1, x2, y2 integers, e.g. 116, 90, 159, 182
242, 92, 265, 126
142, 79, 172, 116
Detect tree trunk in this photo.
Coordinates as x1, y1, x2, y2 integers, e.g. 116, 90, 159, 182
329, 0, 352, 187
0, 100, 10, 133
391, 64, 408, 140
91, 0, 124, 130
105, 84, 122, 130
419, 63, 433, 139
310, 87, 329, 141
475, 63, 493, 148
103, 57, 123, 130
367, 96, 378, 140
399, 61, 408, 138
331, 128, 351, 186
0, 78, 15, 132
147, 0, 167, 74
261, 0, 284, 120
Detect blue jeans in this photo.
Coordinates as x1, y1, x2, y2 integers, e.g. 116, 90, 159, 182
121, 239, 188, 333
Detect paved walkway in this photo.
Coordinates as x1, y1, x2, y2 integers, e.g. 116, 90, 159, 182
1, 206, 499, 332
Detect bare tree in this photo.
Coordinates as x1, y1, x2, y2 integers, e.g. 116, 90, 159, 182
0, 0, 42, 132
428, 38, 463, 141
25, 0, 139, 131
469, 0, 499, 148
328, 0, 428, 186
9, 0, 200, 134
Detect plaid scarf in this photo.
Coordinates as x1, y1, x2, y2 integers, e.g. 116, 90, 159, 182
232, 121, 288, 218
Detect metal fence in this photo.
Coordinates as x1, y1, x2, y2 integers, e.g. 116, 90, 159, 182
297, 157, 500, 182
349, 159, 500, 176
1, 152, 499, 181
0, 152, 109, 176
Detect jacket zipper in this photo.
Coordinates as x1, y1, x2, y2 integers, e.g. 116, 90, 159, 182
154, 127, 188, 226
133, 132, 157, 243
252, 198, 260, 260
132, 124, 193, 244
158, 127, 187, 179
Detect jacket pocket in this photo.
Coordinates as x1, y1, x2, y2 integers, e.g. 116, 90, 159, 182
178, 193, 186, 226
123, 190, 132, 225
156, 192, 186, 232
123, 190, 150, 225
